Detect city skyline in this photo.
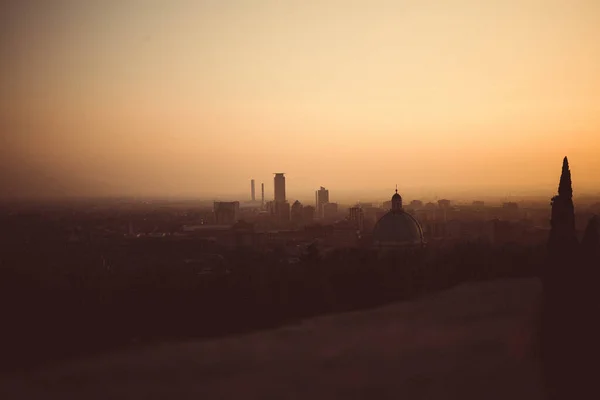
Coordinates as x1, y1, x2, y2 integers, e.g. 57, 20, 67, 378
1, 1, 600, 199
1, 2, 598, 395
207, 178, 599, 207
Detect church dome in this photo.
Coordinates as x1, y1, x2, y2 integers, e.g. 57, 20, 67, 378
373, 191, 424, 247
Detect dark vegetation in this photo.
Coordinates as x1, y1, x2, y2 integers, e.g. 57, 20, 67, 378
0, 233, 542, 374
540, 157, 600, 399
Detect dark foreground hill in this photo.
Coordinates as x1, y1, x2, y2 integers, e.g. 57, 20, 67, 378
0, 278, 543, 400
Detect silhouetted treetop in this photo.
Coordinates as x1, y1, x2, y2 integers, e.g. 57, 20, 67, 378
548, 156, 577, 254
558, 156, 573, 199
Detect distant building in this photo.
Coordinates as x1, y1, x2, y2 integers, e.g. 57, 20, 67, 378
303, 206, 315, 223
473, 201, 485, 208
501, 201, 520, 221
291, 200, 304, 224
437, 199, 451, 222
325, 219, 361, 248
349, 206, 365, 231
230, 220, 258, 249
315, 186, 329, 218
251, 179, 256, 201
422, 220, 447, 239
382, 200, 392, 210
425, 202, 437, 210
261, 183, 265, 208
214, 201, 240, 225
438, 199, 451, 209
361, 206, 381, 233
265, 200, 290, 224
274, 173, 286, 203
409, 200, 424, 208
323, 202, 339, 220
266, 200, 275, 215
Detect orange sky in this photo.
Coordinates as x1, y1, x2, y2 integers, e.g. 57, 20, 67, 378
1, 0, 599, 202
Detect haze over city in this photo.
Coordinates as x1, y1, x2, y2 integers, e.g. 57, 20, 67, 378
3, 2, 600, 400
2, 0, 599, 200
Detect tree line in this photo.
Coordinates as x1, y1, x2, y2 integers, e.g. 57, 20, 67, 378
1, 237, 543, 374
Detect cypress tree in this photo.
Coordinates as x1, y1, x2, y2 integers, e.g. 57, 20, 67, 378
548, 156, 577, 253
558, 156, 573, 199
542, 157, 580, 399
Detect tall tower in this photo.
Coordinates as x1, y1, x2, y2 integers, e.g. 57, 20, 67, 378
261, 183, 265, 208
274, 173, 286, 203
251, 179, 256, 201
315, 186, 329, 218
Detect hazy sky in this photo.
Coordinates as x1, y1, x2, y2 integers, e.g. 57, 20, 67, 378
1, 0, 599, 202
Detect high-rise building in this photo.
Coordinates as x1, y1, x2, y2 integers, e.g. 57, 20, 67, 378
275, 201, 291, 224
315, 186, 329, 218
214, 201, 240, 225
251, 179, 256, 201
261, 183, 265, 207
274, 173, 286, 203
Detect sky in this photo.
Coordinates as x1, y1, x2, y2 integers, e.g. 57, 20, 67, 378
1, 0, 599, 202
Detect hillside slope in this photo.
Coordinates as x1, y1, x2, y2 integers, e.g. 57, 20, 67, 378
0, 278, 543, 400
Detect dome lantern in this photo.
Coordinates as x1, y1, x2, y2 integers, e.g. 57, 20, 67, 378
391, 185, 402, 211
